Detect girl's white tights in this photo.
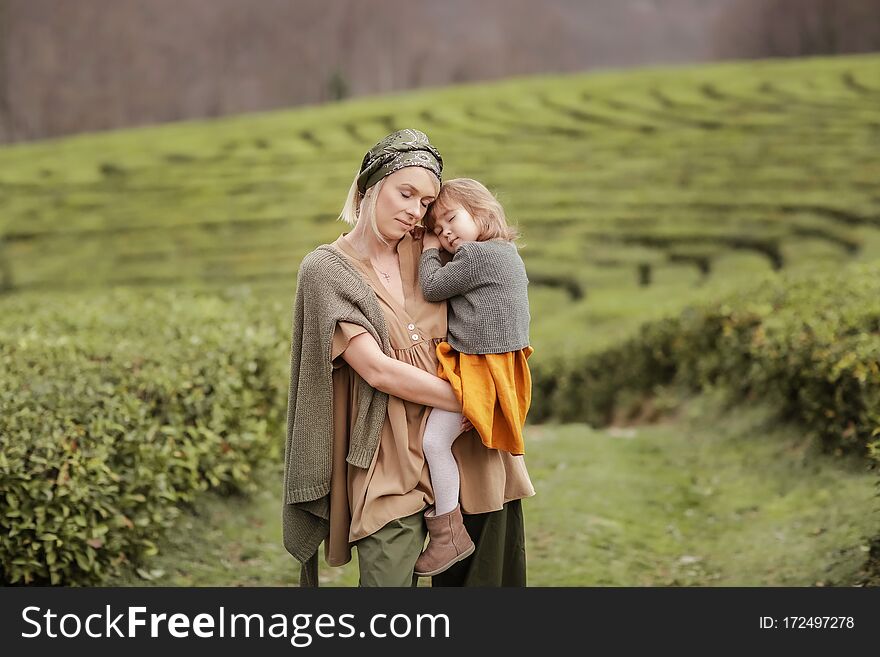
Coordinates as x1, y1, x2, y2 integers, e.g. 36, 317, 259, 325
422, 408, 465, 516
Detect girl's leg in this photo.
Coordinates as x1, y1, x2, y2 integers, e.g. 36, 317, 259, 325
431, 499, 527, 587
422, 408, 465, 516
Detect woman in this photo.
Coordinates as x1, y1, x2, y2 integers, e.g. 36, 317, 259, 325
282, 129, 535, 587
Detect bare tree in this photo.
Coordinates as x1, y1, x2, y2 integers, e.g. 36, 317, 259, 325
714, 0, 880, 59
5, 0, 876, 144
0, 0, 9, 143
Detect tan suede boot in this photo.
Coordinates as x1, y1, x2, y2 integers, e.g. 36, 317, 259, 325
413, 505, 475, 577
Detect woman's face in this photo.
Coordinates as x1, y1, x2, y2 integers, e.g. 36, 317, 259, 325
372, 167, 439, 241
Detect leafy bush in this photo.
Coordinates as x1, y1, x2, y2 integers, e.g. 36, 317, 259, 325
0, 288, 289, 585
533, 262, 880, 460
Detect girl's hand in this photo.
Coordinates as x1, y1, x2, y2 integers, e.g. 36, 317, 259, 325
422, 231, 441, 251
460, 416, 474, 434
410, 225, 426, 241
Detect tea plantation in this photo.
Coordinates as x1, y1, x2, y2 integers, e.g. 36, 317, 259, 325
1, 53, 878, 585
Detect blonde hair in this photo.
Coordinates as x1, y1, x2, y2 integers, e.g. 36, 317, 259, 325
426, 178, 520, 242
338, 172, 389, 244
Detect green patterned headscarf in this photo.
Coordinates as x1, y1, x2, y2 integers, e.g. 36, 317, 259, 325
356, 128, 443, 194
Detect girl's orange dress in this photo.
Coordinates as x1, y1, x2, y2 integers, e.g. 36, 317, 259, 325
435, 341, 534, 455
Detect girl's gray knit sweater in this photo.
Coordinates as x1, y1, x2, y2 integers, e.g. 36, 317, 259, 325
419, 240, 530, 354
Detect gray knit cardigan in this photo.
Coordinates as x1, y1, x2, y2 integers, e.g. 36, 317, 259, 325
282, 244, 392, 586
419, 239, 530, 354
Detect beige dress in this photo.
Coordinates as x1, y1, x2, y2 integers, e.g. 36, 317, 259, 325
324, 231, 535, 567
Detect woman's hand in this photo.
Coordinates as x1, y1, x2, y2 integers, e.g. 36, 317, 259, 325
460, 416, 474, 434
422, 231, 441, 251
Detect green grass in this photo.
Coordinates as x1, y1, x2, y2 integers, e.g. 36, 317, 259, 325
109, 390, 877, 587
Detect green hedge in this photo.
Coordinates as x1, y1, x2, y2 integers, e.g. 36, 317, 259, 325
531, 262, 880, 460
0, 288, 289, 585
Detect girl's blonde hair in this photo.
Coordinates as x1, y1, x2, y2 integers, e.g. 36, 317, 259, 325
425, 178, 520, 242
338, 172, 389, 244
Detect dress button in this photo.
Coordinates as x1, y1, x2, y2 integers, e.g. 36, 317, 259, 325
407, 323, 415, 331
411, 333, 420, 341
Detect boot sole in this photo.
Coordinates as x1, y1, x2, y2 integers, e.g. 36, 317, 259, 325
413, 543, 476, 577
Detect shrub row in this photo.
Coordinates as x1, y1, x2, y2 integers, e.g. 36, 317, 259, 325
0, 288, 289, 585
531, 262, 880, 461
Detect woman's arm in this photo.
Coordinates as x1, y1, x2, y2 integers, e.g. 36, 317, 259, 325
341, 332, 461, 412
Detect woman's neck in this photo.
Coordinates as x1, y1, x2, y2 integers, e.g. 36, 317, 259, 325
344, 220, 401, 261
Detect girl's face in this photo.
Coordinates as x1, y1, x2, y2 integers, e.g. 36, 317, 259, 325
431, 202, 481, 253
373, 167, 438, 241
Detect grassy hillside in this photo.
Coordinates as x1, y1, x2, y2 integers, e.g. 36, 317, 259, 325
1, 54, 878, 362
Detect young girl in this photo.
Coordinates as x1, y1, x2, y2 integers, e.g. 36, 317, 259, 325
414, 178, 533, 577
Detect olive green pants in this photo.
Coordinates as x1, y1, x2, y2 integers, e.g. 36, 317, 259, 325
355, 511, 426, 587
354, 499, 526, 587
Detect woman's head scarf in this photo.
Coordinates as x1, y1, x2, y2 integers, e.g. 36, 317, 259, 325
356, 128, 443, 194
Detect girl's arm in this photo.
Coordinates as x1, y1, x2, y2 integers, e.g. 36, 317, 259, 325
419, 245, 477, 301
341, 332, 461, 412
